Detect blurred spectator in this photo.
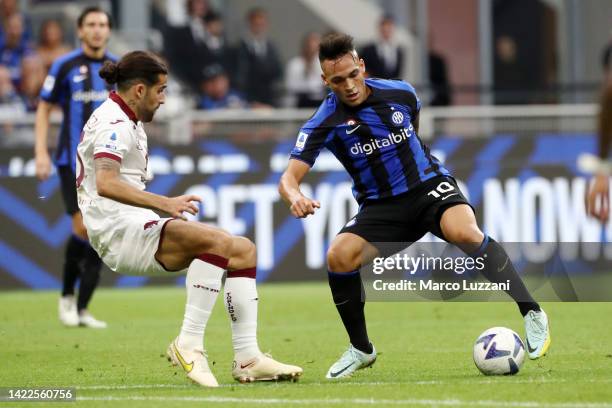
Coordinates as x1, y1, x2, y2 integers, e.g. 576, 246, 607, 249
285, 31, 325, 108
0, 0, 31, 48
603, 35, 612, 83
19, 54, 44, 111
198, 64, 247, 110
203, 11, 231, 72
360, 15, 404, 79
163, 0, 212, 88
0, 13, 32, 87
36, 20, 70, 71
0, 64, 23, 110
428, 51, 451, 106
494, 35, 524, 104
234, 8, 282, 106
428, 34, 451, 106
0, 64, 25, 142
187, 0, 209, 41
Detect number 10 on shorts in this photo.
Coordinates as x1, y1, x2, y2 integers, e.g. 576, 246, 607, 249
427, 181, 456, 199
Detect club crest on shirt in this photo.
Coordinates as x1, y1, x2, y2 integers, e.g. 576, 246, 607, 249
391, 111, 404, 125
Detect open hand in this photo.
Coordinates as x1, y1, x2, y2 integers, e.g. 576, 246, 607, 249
165, 195, 202, 220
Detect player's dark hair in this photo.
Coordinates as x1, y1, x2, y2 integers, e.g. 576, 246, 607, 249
319, 33, 355, 62
77, 6, 112, 29
99, 51, 168, 91
247, 7, 266, 21
379, 14, 395, 25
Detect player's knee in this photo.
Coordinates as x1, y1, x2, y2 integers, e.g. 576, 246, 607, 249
72, 222, 88, 240
234, 236, 256, 262
445, 226, 484, 245
327, 246, 359, 272
211, 232, 233, 256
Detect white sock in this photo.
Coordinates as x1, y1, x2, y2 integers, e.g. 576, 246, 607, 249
177, 257, 225, 351
224, 271, 260, 360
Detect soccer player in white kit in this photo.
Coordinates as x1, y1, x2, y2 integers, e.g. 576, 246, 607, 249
76, 50, 302, 387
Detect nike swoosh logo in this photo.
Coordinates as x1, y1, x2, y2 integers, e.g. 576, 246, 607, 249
110, 119, 125, 125
73, 75, 87, 83
173, 343, 194, 373
240, 359, 257, 369
497, 257, 509, 272
346, 125, 361, 134
526, 338, 537, 354
441, 193, 458, 201
329, 362, 354, 378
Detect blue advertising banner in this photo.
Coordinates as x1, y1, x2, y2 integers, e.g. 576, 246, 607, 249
0, 132, 609, 290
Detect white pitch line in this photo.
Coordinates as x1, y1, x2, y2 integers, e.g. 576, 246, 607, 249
75, 377, 612, 390
75, 396, 612, 408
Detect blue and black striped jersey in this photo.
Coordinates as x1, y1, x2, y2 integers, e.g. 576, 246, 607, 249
40, 48, 117, 170
290, 78, 450, 203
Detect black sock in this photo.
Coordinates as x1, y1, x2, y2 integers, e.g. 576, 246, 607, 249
77, 245, 102, 312
328, 270, 373, 354
473, 236, 541, 316
61, 235, 87, 297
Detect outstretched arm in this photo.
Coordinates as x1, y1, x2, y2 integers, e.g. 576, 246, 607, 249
94, 157, 200, 220
278, 159, 321, 218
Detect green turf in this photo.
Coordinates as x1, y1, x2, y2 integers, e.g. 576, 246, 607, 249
1, 283, 611, 407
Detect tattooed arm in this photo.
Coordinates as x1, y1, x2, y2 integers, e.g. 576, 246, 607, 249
94, 157, 200, 220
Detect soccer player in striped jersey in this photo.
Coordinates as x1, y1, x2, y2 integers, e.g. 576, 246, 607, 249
34, 7, 116, 328
279, 33, 551, 379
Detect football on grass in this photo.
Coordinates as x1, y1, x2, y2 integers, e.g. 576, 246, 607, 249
473, 327, 525, 375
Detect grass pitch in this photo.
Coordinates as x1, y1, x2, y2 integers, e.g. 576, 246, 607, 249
1, 282, 611, 407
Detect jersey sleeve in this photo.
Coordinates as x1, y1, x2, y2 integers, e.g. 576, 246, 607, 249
289, 97, 336, 166
396, 80, 421, 117
39, 58, 66, 103
92, 123, 132, 163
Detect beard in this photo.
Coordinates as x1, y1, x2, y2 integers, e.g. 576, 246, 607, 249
141, 108, 157, 123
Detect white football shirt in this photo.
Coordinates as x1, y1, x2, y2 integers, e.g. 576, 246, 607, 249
76, 91, 159, 259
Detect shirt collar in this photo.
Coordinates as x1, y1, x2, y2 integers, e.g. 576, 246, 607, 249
109, 91, 138, 123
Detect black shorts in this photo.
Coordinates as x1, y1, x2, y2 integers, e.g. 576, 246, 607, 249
339, 176, 473, 249
57, 165, 79, 215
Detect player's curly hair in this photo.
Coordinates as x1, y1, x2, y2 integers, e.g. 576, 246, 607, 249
318, 33, 355, 62
99, 51, 168, 91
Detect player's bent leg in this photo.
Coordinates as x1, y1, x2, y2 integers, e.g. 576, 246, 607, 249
71, 212, 106, 329
439, 204, 551, 359
438, 204, 484, 253
72, 211, 89, 240
58, 212, 88, 327
226, 235, 257, 271
158, 220, 232, 387
325, 233, 377, 379
155, 219, 233, 271
224, 236, 303, 383
327, 233, 376, 272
